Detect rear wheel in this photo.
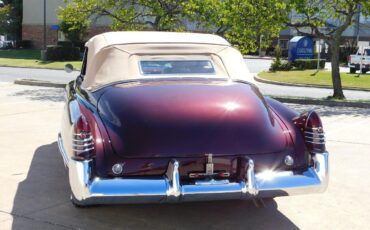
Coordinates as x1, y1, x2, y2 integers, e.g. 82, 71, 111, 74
361, 69, 367, 74
350, 68, 356, 74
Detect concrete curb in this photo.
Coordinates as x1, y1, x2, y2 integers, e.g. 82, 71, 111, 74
254, 75, 370, 92
0, 65, 63, 71
244, 56, 273, 60
0, 65, 81, 71
14, 79, 66, 88
270, 96, 370, 109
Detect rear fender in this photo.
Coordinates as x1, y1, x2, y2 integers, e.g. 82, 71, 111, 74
60, 91, 112, 177
264, 97, 308, 168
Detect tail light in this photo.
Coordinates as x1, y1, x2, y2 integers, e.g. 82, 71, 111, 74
347, 55, 351, 63
72, 115, 95, 160
293, 110, 326, 153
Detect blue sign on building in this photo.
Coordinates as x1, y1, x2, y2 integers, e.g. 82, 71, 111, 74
51, 25, 60, 31
288, 36, 314, 61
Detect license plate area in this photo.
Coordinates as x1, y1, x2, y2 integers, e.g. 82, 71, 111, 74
183, 154, 239, 182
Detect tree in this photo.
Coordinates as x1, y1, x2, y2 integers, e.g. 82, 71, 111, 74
0, 0, 21, 40
0, 5, 12, 35
58, 0, 92, 43
109, 0, 189, 31
186, 0, 289, 53
59, 0, 190, 42
59, 0, 288, 53
288, 0, 370, 99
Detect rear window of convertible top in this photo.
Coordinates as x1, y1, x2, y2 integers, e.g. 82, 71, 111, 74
139, 60, 216, 75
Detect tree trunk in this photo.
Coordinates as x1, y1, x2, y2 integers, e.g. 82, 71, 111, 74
153, 16, 161, 30
330, 40, 345, 99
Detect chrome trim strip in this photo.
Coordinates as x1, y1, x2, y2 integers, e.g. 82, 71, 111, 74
57, 133, 69, 167
181, 183, 244, 195
305, 127, 323, 131
72, 136, 93, 142
305, 136, 326, 141
305, 140, 326, 145
166, 160, 181, 198
73, 133, 93, 137
72, 147, 95, 153
305, 139, 326, 142
68, 152, 329, 204
194, 179, 229, 185
72, 142, 94, 148
304, 131, 325, 136
247, 159, 258, 196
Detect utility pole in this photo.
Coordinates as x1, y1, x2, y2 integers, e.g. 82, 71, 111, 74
356, 4, 362, 75
316, 39, 322, 71
43, 0, 46, 50
355, 4, 361, 46
259, 35, 264, 57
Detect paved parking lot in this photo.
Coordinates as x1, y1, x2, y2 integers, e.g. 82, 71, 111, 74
0, 83, 369, 230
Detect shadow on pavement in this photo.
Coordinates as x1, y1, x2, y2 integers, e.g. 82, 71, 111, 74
9, 88, 64, 102
287, 103, 370, 117
11, 142, 299, 230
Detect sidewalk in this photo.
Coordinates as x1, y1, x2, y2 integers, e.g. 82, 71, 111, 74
244, 55, 273, 60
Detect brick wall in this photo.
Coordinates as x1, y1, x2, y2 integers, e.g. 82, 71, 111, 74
22, 25, 58, 49
22, 25, 112, 49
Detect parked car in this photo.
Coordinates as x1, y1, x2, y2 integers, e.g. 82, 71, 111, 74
58, 32, 329, 207
348, 47, 370, 74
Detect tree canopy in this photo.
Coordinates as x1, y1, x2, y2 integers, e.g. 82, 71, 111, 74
186, 0, 288, 53
0, 0, 21, 40
59, 0, 289, 53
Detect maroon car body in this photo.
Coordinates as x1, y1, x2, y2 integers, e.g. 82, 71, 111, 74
58, 32, 328, 206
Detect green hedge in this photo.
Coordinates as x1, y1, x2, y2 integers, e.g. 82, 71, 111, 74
57, 41, 74, 47
45, 45, 80, 61
269, 59, 293, 71
293, 59, 325, 70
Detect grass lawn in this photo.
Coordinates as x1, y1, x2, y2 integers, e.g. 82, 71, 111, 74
0, 50, 82, 70
258, 70, 370, 90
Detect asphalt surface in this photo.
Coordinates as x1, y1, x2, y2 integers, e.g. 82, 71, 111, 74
0, 83, 369, 229
1, 60, 369, 100
0, 66, 77, 83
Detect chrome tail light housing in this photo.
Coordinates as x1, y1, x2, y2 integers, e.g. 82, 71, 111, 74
72, 115, 95, 160
293, 110, 326, 153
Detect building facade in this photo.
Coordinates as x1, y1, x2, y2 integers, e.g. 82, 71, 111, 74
22, 0, 110, 49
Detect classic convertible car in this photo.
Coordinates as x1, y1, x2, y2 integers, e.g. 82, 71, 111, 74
58, 32, 328, 206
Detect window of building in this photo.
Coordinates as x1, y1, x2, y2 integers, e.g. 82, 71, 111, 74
279, 40, 289, 49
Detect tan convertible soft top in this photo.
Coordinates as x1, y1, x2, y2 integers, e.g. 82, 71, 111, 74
82, 32, 251, 90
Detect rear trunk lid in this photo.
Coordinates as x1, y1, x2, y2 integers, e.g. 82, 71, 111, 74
97, 79, 290, 158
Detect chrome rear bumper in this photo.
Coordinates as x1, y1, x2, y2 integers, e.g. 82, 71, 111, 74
65, 152, 328, 205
